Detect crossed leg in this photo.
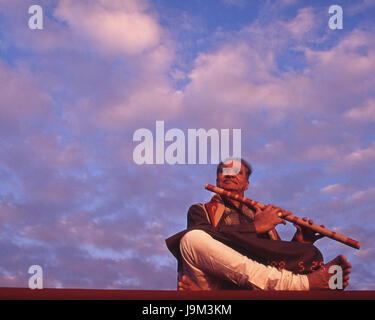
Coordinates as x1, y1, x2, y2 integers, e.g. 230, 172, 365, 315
179, 229, 351, 291
179, 229, 310, 290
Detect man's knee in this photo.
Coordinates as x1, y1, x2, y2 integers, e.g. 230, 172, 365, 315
180, 229, 210, 259
181, 230, 209, 249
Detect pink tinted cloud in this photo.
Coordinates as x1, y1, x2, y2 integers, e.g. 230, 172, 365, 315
343, 99, 375, 122
284, 7, 316, 40
183, 19, 375, 128
320, 183, 354, 196
54, 0, 162, 56
182, 12, 317, 126
336, 143, 375, 173
302, 30, 375, 99
46, 0, 183, 130
96, 84, 183, 128
0, 61, 51, 131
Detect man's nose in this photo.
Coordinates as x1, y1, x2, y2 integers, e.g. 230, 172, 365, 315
225, 174, 236, 178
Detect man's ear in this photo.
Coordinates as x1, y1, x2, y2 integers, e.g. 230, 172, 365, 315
244, 180, 249, 191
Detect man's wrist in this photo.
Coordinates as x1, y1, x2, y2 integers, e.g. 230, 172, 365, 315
253, 221, 262, 233
249, 222, 257, 233
253, 221, 271, 234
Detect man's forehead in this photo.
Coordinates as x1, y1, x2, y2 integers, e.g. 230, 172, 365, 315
223, 159, 241, 167
220, 160, 245, 174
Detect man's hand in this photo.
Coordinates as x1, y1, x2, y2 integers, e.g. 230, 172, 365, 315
292, 217, 325, 244
253, 204, 290, 234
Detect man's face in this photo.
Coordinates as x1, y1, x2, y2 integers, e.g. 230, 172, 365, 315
216, 160, 249, 193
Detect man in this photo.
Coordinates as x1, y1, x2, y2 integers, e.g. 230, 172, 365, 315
165, 159, 351, 290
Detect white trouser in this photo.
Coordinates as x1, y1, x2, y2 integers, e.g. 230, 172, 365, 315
179, 229, 309, 290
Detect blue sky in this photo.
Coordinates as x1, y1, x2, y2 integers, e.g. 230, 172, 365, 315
0, 0, 375, 290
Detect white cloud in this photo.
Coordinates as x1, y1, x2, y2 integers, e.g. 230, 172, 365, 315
342, 143, 375, 166
54, 0, 162, 55
183, 16, 375, 127
284, 7, 315, 39
343, 99, 375, 122
321, 183, 351, 195
184, 40, 300, 118
97, 86, 183, 127
304, 30, 375, 82
347, 187, 375, 204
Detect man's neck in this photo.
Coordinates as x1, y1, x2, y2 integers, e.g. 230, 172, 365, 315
222, 191, 244, 209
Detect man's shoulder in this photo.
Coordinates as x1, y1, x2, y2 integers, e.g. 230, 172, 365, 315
188, 203, 205, 213
187, 203, 212, 227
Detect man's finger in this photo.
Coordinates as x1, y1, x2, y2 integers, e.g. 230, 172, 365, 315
265, 204, 275, 211
275, 217, 286, 225
276, 208, 287, 216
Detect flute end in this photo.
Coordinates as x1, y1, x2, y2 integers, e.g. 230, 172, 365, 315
348, 239, 361, 250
